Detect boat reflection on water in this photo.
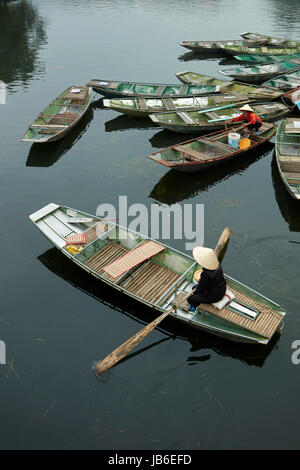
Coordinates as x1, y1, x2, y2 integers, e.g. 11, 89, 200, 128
219, 57, 241, 66
104, 114, 157, 133
37, 247, 279, 368
149, 142, 274, 204
26, 108, 94, 167
149, 129, 201, 149
178, 50, 229, 63
271, 152, 300, 232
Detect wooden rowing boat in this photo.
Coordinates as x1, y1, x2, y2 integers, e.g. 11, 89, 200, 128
221, 43, 300, 56
179, 39, 243, 53
233, 53, 300, 64
29, 203, 286, 344
219, 60, 300, 84
147, 122, 276, 172
102, 93, 253, 118
179, 34, 292, 53
175, 71, 283, 100
22, 86, 92, 143
149, 102, 289, 133
241, 32, 300, 48
263, 70, 300, 90
275, 118, 300, 200
87, 79, 219, 98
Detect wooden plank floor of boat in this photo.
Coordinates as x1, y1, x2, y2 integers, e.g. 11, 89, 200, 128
122, 260, 182, 304
172, 288, 282, 339
82, 234, 184, 302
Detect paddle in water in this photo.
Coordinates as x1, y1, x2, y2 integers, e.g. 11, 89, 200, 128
93, 227, 230, 376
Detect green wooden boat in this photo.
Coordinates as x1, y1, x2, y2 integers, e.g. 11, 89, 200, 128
275, 118, 300, 199
179, 39, 243, 53
221, 43, 300, 56
22, 86, 92, 143
87, 79, 219, 98
219, 60, 300, 84
175, 71, 283, 100
234, 53, 300, 64
241, 32, 300, 48
102, 93, 253, 118
263, 70, 300, 90
147, 123, 277, 172
29, 203, 286, 345
149, 102, 289, 133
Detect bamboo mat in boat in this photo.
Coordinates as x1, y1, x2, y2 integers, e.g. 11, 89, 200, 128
103, 241, 165, 279
172, 288, 283, 339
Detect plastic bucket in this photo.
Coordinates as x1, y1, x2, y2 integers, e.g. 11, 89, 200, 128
228, 133, 241, 149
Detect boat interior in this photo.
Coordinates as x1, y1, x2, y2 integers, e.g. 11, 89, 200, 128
29, 204, 285, 342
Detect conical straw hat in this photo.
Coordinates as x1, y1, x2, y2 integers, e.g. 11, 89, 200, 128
192, 247, 219, 270
239, 104, 254, 112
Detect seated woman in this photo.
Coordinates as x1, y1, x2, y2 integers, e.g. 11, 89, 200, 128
188, 247, 226, 312
228, 104, 262, 134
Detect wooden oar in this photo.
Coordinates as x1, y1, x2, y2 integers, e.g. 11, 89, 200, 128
93, 227, 231, 376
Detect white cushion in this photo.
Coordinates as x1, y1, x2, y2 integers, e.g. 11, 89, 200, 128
212, 289, 235, 310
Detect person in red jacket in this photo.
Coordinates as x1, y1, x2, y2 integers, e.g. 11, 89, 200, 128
228, 104, 263, 133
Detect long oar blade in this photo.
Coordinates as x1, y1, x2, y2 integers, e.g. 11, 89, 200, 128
94, 308, 171, 375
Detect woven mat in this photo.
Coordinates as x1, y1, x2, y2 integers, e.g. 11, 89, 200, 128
103, 241, 165, 279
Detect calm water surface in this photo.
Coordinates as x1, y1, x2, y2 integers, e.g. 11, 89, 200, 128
0, 0, 300, 450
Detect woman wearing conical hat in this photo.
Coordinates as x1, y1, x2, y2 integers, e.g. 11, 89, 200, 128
187, 247, 226, 312
227, 104, 263, 134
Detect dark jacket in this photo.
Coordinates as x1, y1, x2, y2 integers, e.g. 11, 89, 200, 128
195, 264, 226, 298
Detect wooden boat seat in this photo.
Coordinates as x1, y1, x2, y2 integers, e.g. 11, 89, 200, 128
137, 98, 147, 110
30, 124, 67, 128
177, 112, 196, 124
279, 155, 300, 163
47, 113, 79, 125
180, 85, 188, 94
102, 241, 165, 279
285, 118, 300, 133
155, 86, 166, 95
172, 288, 283, 339
206, 111, 220, 120
174, 145, 214, 161
121, 261, 183, 304
163, 98, 176, 111
200, 138, 233, 153
38, 128, 64, 134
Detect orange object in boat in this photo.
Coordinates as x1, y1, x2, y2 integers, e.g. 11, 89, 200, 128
239, 138, 251, 149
